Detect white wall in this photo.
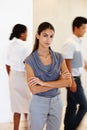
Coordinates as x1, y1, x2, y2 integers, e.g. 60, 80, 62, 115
0, 0, 33, 123
33, 0, 87, 50
33, 0, 87, 105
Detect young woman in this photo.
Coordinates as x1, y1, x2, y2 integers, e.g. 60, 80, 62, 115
24, 22, 72, 130
5, 24, 31, 130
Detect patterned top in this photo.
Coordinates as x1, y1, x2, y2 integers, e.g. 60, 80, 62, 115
24, 49, 63, 97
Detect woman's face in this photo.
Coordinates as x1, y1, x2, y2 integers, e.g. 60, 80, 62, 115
37, 28, 55, 48
20, 31, 27, 41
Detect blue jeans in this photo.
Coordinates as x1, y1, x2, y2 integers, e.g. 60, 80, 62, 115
64, 77, 87, 130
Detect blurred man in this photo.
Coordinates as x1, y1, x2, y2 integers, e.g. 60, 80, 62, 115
61, 16, 87, 130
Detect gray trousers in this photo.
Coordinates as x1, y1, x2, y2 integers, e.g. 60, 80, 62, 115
29, 94, 63, 130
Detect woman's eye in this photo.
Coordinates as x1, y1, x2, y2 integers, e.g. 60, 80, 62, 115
43, 34, 48, 37
50, 35, 53, 38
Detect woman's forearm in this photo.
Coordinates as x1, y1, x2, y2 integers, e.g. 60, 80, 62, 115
29, 85, 53, 94
44, 78, 72, 88
29, 78, 71, 94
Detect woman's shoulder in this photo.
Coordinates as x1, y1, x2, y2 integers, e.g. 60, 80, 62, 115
24, 51, 36, 65
24, 52, 33, 61
52, 51, 64, 63
53, 51, 63, 58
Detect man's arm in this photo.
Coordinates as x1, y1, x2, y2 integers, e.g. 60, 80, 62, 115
84, 60, 87, 70
65, 59, 77, 92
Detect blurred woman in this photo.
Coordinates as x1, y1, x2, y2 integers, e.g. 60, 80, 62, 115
5, 24, 31, 130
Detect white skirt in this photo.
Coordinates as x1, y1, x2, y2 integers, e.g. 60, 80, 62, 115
9, 70, 31, 113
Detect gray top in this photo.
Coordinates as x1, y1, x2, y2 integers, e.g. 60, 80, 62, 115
24, 49, 63, 98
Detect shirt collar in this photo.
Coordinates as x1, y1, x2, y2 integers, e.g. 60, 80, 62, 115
12, 37, 24, 44
72, 34, 82, 44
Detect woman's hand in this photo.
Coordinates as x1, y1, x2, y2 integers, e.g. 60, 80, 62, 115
60, 71, 71, 80
28, 77, 45, 87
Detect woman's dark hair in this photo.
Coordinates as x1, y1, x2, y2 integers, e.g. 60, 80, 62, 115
9, 24, 27, 40
32, 22, 55, 52
72, 16, 87, 31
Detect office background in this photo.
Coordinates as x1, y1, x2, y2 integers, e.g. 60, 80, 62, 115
0, 0, 87, 123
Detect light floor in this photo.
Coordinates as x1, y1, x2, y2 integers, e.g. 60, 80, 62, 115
0, 111, 87, 130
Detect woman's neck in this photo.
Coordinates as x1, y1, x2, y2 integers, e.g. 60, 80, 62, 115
37, 48, 50, 57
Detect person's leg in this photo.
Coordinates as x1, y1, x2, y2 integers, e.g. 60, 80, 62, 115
64, 78, 87, 130
46, 95, 63, 130
13, 112, 21, 130
72, 78, 87, 130
24, 113, 28, 120
24, 113, 29, 130
29, 95, 49, 130
64, 89, 77, 130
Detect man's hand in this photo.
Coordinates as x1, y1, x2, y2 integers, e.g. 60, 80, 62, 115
84, 60, 87, 70
69, 77, 77, 92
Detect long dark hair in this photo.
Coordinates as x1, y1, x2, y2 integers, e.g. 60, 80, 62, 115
9, 24, 27, 40
32, 22, 55, 52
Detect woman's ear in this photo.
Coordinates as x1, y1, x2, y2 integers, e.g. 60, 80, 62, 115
36, 33, 39, 39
